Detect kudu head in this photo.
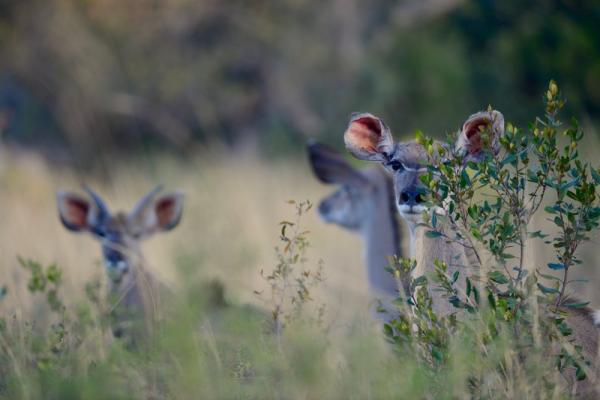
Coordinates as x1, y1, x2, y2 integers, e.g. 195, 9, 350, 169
57, 186, 184, 283
308, 141, 390, 231
343, 110, 505, 228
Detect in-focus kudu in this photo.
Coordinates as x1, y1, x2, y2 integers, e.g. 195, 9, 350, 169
57, 186, 184, 343
343, 110, 600, 393
342, 111, 496, 315
307, 142, 405, 319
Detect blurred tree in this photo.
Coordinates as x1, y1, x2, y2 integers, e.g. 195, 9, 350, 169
0, 0, 598, 160
450, 0, 600, 122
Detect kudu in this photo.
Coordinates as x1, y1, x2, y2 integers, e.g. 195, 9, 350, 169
57, 186, 184, 343
307, 142, 404, 319
342, 111, 494, 315
343, 110, 600, 394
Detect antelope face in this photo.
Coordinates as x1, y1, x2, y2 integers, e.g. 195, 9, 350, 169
319, 188, 362, 229
343, 111, 504, 227
308, 142, 374, 231
384, 142, 430, 224
97, 213, 140, 283
57, 186, 184, 284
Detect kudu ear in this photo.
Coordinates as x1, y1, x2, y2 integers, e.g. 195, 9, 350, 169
455, 109, 505, 162
56, 191, 106, 233
344, 113, 394, 163
129, 187, 184, 238
307, 141, 367, 186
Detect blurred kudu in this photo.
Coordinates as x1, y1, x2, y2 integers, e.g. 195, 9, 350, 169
307, 142, 405, 319
57, 186, 184, 343
343, 110, 600, 394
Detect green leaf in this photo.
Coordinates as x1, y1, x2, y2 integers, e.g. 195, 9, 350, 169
413, 276, 428, 287
383, 323, 393, 337
529, 230, 549, 239
46, 264, 62, 284
537, 283, 559, 294
425, 230, 442, 238
544, 205, 557, 214
559, 178, 580, 192
448, 295, 461, 308
471, 228, 483, 240
591, 168, 600, 185
547, 263, 565, 270
460, 170, 471, 188
553, 216, 564, 227
501, 153, 517, 167
557, 321, 573, 336
487, 291, 497, 309
564, 301, 590, 309
576, 366, 587, 381
527, 169, 539, 183
431, 346, 444, 362
451, 271, 459, 284
488, 271, 509, 284
473, 287, 480, 304
466, 161, 479, 171
566, 191, 580, 202
467, 206, 477, 220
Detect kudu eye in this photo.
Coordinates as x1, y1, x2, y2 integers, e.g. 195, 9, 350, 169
389, 160, 405, 171
91, 226, 107, 238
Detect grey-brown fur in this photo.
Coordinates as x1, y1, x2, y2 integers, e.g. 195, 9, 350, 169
57, 187, 184, 344
308, 142, 404, 318
558, 298, 600, 397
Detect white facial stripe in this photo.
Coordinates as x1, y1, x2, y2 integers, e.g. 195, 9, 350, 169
397, 204, 427, 214
105, 260, 129, 271
396, 204, 412, 214
403, 166, 428, 173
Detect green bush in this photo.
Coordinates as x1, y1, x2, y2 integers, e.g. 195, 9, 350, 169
384, 81, 600, 397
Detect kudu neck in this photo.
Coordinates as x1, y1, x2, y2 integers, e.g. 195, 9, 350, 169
360, 177, 401, 298
106, 245, 145, 296
408, 217, 473, 316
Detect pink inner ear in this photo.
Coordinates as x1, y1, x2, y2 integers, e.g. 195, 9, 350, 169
346, 117, 382, 152
355, 117, 381, 135
156, 198, 175, 227
65, 198, 90, 229
464, 118, 490, 154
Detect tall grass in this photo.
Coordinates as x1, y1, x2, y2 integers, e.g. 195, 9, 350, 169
0, 146, 385, 399
1, 136, 600, 398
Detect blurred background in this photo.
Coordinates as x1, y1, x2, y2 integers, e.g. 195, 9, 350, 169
1, 0, 600, 159
1, 0, 600, 318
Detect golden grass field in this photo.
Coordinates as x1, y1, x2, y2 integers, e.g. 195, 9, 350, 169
2, 127, 600, 398
2, 128, 600, 330
0, 146, 379, 329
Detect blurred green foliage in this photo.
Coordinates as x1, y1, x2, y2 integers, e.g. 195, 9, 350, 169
0, 0, 598, 160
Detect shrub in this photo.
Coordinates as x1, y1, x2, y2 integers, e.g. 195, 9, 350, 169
384, 81, 600, 396
258, 200, 326, 337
